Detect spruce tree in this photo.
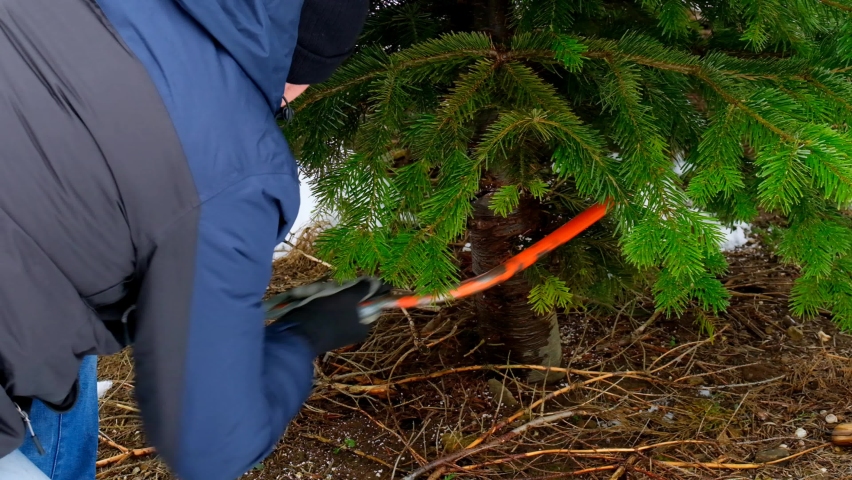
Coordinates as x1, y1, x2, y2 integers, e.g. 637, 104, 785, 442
283, 0, 852, 376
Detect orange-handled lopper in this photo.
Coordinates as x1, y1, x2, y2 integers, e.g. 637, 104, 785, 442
264, 201, 610, 322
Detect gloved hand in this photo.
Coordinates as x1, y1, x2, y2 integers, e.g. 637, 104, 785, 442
269, 276, 391, 355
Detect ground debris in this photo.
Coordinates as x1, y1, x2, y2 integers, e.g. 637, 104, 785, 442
96, 226, 852, 479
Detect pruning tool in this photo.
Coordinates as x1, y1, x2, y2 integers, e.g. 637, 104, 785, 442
263, 202, 610, 323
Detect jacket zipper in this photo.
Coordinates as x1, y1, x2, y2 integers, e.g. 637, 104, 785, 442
14, 402, 45, 456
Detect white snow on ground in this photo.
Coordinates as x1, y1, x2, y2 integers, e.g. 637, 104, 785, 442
719, 221, 751, 251
671, 154, 752, 252
673, 155, 687, 176
97, 380, 113, 399
273, 170, 319, 261
290, 170, 319, 238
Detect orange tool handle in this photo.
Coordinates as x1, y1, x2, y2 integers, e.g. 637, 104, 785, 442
266, 201, 610, 322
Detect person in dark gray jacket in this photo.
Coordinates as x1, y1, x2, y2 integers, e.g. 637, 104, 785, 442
0, 0, 381, 479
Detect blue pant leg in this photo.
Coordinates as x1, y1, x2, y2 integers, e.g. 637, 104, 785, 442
19, 355, 99, 480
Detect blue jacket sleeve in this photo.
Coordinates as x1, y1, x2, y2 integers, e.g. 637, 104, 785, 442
131, 173, 314, 480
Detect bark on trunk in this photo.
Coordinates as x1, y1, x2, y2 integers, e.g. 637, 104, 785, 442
469, 192, 564, 383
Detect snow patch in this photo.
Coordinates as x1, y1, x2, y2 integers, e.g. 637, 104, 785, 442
97, 380, 114, 399
273, 170, 322, 261
673, 155, 687, 176
720, 221, 751, 251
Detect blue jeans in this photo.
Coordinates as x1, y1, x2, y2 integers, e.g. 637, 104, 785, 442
17, 356, 99, 480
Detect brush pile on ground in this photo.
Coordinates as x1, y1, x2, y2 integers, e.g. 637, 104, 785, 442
95, 227, 852, 479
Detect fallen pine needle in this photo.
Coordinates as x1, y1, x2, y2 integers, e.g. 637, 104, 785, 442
95, 447, 156, 468
660, 443, 831, 470
301, 433, 394, 469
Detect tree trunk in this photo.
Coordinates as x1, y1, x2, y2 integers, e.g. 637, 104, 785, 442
469, 192, 564, 383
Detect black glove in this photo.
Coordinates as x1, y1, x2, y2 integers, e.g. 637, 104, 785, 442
269, 277, 391, 355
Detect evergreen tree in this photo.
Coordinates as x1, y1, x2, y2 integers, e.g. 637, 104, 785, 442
283, 0, 852, 376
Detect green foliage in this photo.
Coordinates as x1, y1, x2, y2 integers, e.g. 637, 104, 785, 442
490, 185, 521, 217
694, 310, 717, 338
285, 0, 852, 330
528, 274, 574, 314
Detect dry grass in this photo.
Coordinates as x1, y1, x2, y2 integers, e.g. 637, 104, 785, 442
95, 226, 852, 479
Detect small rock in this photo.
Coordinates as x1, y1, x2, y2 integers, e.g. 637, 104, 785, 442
486, 379, 520, 410
821, 410, 829, 416
698, 388, 712, 398
795, 427, 808, 438
786, 325, 804, 342
754, 447, 790, 464
826, 414, 839, 424
818, 330, 832, 342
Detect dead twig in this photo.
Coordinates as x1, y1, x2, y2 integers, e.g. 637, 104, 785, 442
425, 467, 447, 480
281, 240, 333, 268
632, 309, 662, 336
461, 451, 618, 470
325, 364, 654, 396
402, 308, 427, 353
98, 436, 129, 454
101, 400, 140, 413
609, 453, 639, 480
659, 443, 831, 470
95, 447, 156, 468
425, 324, 458, 349
525, 465, 620, 478
405, 409, 709, 479
702, 375, 786, 389
402, 410, 596, 480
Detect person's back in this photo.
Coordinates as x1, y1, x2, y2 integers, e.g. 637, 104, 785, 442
0, 0, 370, 478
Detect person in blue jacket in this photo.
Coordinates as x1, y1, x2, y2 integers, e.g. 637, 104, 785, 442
0, 0, 381, 479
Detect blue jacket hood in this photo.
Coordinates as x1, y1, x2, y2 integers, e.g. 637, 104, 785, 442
175, 0, 304, 111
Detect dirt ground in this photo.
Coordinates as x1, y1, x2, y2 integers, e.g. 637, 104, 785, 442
95, 227, 852, 479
